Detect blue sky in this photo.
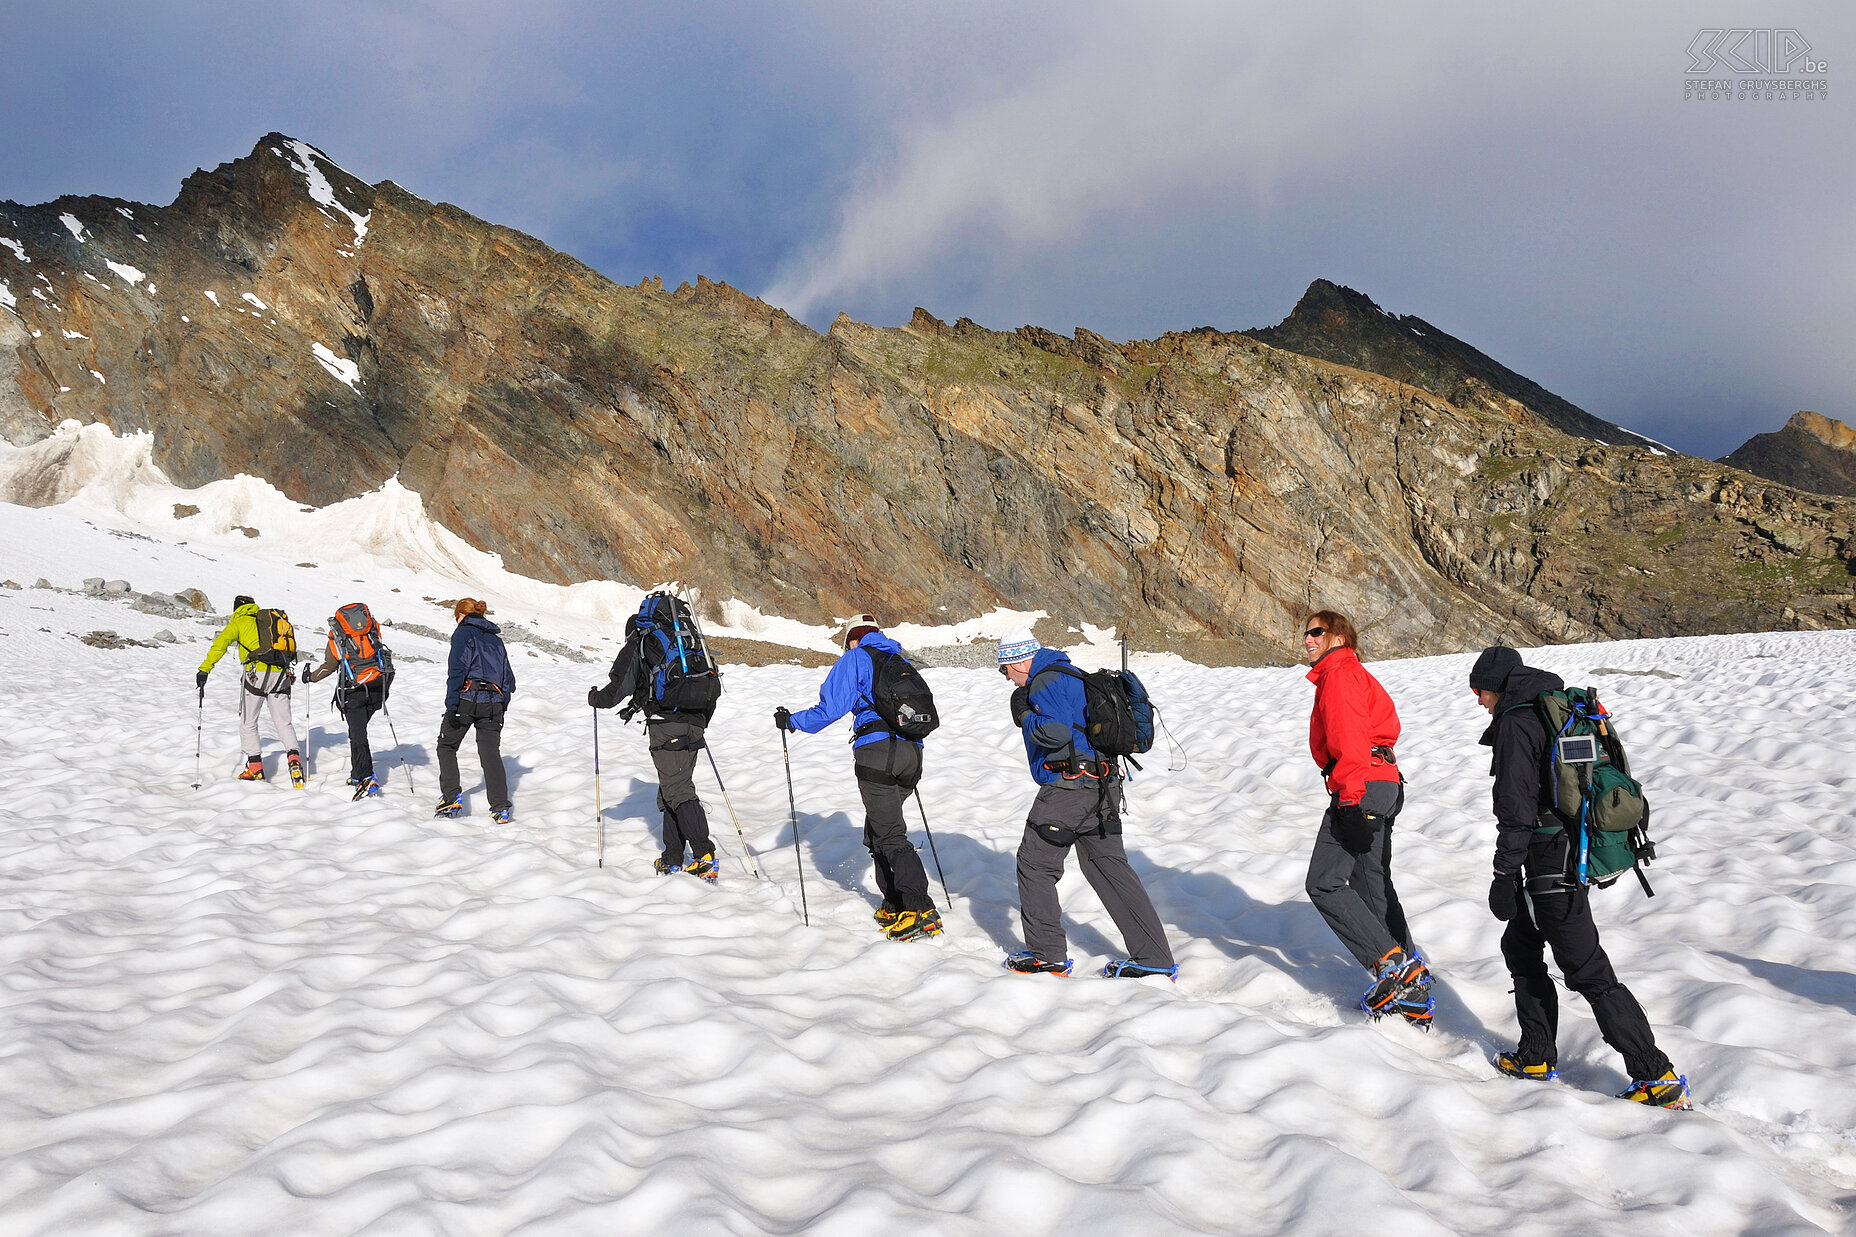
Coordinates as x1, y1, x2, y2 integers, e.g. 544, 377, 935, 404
4, 1, 1850, 456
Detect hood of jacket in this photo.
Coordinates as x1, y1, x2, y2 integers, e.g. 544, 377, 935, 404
459, 613, 502, 637
856, 630, 904, 658
1479, 664, 1564, 746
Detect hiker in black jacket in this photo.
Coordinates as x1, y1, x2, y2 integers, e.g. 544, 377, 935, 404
588, 600, 719, 880
1471, 646, 1690, 1109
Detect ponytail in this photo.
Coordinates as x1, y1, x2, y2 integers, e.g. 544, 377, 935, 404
454, 597, 489, 619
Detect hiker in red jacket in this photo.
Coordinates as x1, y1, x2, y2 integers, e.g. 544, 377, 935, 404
1302, 609, 1432, 1026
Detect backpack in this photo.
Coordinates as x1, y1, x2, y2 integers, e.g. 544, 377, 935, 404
1535, 687, 1656, 895
634, 593, 722, 715
1036, 664, 1156, 764
249, 608, 298, 669
330, 602, 393, 689
859, 649, 940, 741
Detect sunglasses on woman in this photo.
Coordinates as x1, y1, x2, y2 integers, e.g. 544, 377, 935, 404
1303, 626, 1328, 639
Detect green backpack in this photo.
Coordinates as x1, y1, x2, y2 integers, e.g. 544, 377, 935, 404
1536, 687, 1657, 896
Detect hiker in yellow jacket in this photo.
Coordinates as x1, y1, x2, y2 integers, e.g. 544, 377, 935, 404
197, 595, 304, 784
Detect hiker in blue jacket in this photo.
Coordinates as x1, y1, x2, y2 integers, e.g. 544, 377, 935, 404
436, 597, 515, 823
774, 613, 942, 941
996, 626, 1175, 978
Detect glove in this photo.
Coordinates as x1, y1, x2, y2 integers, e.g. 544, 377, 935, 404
1333, 803, 1375, 853
195, 670, 209, 693
1488, 874, 1520, 922
1010, 686, 1032, 728
773, 706, 794, 732
445, 711, 467, 731
587, 687, 601, 709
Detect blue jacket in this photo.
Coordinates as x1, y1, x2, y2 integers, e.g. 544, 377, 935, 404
791, 631, 920, 749
1020, 647, 1102, 785
446, 614, 516, 710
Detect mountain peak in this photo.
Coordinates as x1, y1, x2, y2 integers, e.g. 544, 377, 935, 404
1721, 411, 1856, 496
1249, 279, 1653, 448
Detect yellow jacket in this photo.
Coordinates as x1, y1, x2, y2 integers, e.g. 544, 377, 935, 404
199, 603, 264, 673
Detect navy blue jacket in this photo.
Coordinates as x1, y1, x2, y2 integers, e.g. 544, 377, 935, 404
791, 631, 919, 749
446, 614, 516, 711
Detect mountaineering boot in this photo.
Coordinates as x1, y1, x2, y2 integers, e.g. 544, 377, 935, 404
1361, 948, 1431, 1017
1392, 992, 1435, 1030
1617, 1070, 1692, 1110
1102, 959, 1180, 981
653, 857, 681, 875
286, 750, 306, 789
873, 907, 903, 927
683, 855, 719, 884
433, 796, 463, 819
351, 778, 381, 801
1494, 1052, 1559, 1082
491, 807, 514, 826
886, 908, 943, 941
237, 756, 265, 781
1003, 951, 1073, 976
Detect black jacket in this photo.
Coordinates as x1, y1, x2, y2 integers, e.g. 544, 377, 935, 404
1478, 665, 1563, 877
590, 617, 712, 724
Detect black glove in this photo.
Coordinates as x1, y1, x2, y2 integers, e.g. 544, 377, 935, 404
587, 687, 601, 709
1010, 686, 1032, 727
195, 670, 209, 694
1488, 874, 1520, 922
773, 706, 794, 732
444, 711, 467, 731
1333, 803, 1375, 852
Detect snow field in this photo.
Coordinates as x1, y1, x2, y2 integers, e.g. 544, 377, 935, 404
2, 490, 1855, 1233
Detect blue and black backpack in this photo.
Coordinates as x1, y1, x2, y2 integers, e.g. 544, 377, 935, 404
633, 593, 722, 715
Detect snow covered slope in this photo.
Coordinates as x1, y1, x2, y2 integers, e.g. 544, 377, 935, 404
3, 478, 1855, 1234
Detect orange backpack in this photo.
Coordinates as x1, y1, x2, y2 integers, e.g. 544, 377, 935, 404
330, 602, 393, 686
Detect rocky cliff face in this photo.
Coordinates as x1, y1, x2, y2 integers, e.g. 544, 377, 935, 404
3, 135, 1852, 660
1721, 411, 1856, 498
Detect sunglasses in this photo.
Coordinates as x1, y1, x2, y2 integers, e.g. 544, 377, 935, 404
997, 665, 1012, 677
1303, 626, 1328, 639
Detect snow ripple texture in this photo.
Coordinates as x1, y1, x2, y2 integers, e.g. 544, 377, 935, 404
1, 513, 1854, 1234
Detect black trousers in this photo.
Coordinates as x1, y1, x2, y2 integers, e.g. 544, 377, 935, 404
1502, 833, 1671, 1080
340, 683, 385, 783
647, 718, 713, 864
854, 738, 933, 913
437, 702, 509, 812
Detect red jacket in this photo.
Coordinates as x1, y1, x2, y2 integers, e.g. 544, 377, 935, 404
1306, 646, 1401, 806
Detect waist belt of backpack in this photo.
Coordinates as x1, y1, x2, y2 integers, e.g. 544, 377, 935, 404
1044, 758, 1118, 782
852, 719, 895, 740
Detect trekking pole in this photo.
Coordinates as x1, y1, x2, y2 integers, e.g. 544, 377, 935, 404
914, 789, 953, 917
780, 728, 809, 925
193, 683, 205, 789
704, 745, 762, 879
379, 701, 414, 792
594, 706, 605, 869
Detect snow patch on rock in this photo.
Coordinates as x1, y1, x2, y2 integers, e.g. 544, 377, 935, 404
1, 238, 29, 263
105, 261, 146, 287
283, 138, 371, 247
311, 342, 360, 389
58, 213, 87, 242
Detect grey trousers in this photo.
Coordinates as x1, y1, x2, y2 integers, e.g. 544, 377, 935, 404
647, 718, 705, 812
648, 718, 712, 863
855, 738, 933, 913
238, 673, 300, 757
1015, 783, 1173, 967
1304, 779, 1414, 970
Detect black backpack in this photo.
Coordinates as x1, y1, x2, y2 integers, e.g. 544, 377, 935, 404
857, 649, 940, 741
635, 593, 722, 715
1034, 664, 1156, 764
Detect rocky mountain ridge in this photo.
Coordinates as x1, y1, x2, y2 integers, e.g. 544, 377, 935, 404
1720, 411, 1856, 498
3, 134, 1852, 661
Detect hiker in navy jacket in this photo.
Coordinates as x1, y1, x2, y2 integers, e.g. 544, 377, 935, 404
436, 598, 516, 823
774, 614, 941, 941
996, 626, 1174, 978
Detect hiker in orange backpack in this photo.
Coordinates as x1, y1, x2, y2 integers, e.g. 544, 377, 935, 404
304, 602, 396, 800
